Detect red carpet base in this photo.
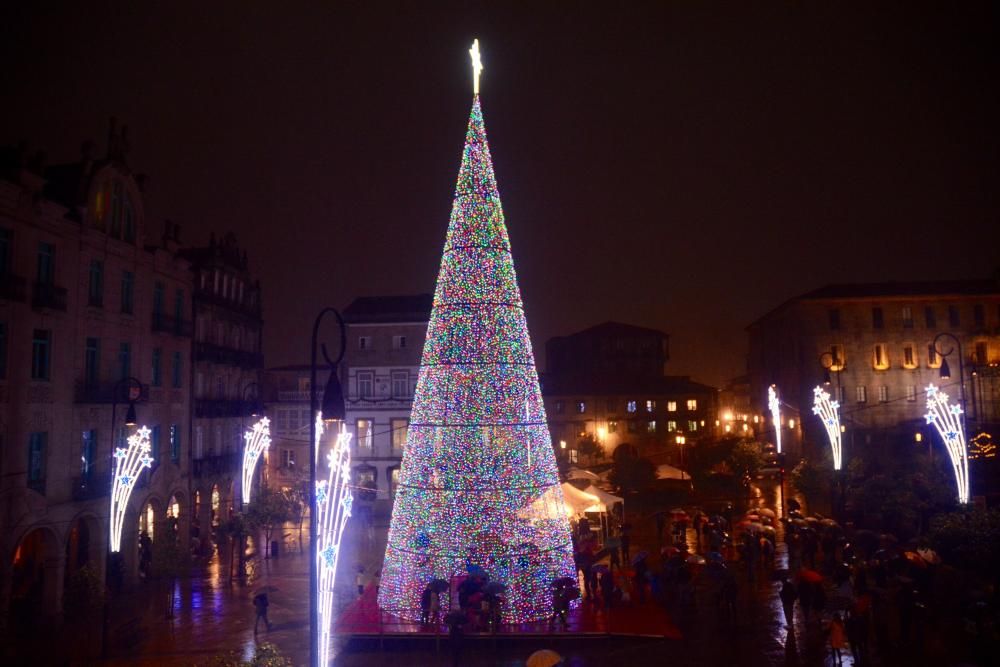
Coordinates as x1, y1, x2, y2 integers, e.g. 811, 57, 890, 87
336, 586, 682, 640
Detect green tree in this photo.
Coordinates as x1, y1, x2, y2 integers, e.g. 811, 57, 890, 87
576, 434, 604, 464
63, 563, 105, 617
928, 508, 1000, 576
246, 487, 293, 553
728, 440, 764, 480
790, 456, 831, 510
151, 533, 190, 618
609, 454, 657, 494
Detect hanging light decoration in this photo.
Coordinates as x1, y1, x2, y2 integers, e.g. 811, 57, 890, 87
924, 384, 969, 504
768, 385, 782, 454
315, 417, 352, 666
110, 425, 154, 552
812, 386, 843, 470
241, 417, 272, 505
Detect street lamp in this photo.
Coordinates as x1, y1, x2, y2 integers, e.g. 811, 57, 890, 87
310, 308, 347, 667
675, 433, 686, 480
933, 332, 968, 430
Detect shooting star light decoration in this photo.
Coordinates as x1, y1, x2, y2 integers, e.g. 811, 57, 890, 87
110, 425, 154, 552
812, 386, 843, 471
241, 417, 272, 505
924, 384, 970, 504
768, 385, 782, 454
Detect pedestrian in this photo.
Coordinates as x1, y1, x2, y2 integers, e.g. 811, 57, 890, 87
549, 587, 568, 629
620, 531, 631, 563
421, 584, 433, 624
780, 578, 798, 628
253, 591, 272, 634
600, 571, 614, 609
355, 566, 365, 597
655, 513, 665, 544
798, 577, 813, 622
609, 542, 621, 573
633, 557, 648, 604
828, 612, 846, 665
846, 609, 869, 666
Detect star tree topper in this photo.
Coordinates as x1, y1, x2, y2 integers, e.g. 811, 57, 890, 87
470, 38, 483, 95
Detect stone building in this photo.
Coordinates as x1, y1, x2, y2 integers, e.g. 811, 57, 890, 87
747, 278, 1000, 465
178, 234, 263, 545
541, 322, 717, 466
0, 127, 192, 629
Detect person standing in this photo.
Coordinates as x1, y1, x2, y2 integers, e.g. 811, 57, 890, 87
620, 530, 631, 563
780, 578, 798, 628
253, 591, 272, 634
829, 613, 847, 665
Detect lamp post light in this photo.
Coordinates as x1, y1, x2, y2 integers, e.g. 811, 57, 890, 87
933, 332, 968, 432
310, 308, 347, 667
675, 434, 686, 480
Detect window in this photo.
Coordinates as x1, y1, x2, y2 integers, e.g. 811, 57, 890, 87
194, 427, 204, 458
389, 467, 401, 499
830, 344, 845, 370
151, 348, 162, 386
170, 424, 180, 463
606, 399, 616, 412
554, 401, 564, 414
88, 260, 104, 307
174, 289, 185, 331
667, 420, 677, 432
828, 308, 841, 331
902, 306, 913, 328
82, 338, 99, 386
123, 197, 135, 243
568, 449, 579, 464
948, 305, 960, 328
121, 271, 134, 314
856, 385, 867, 403
110, 182, 122, 237
927, 344, 941, 368
688, 420, 698, 431
975, 341, 989, 365
357, 371, 374, 398
392, 335, 407, 349
838, 386, 847, 403
647, 420, 656, 433
31, 330, 51, 380
627, 420, 638, 433
873, 343, 889, 370
391, 418, 408, 453
356, 419, 373, 452
686, 399, 697, 411
667, 401, 677, 412
0, 322, 7, 379
172, 351, 182, 388
153, 281, 165, 326
391, 371, 408, 399
358, 336, 372, 350
81, 430, 97, 478
36, 242, 55, 285
645, 400, 655, 413
118, 342, 131, 380
626, 400, 637, 413
924, 306, 936, 328
576, 401, 586, 414
902, 343, 917, 369
151, 425, 161, 461
872, 307, 884, 329
28, 432, 47, 492
878, 386, 889, 403
906, 386, 917, 402
974, 304, 985, 328
608, 420, 617, 434
281, 449, 296, 468
0, 228, 11, 275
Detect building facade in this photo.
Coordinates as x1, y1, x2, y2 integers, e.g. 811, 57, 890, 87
541, 322, 717, 467
747, 279, 1000, 466
0, 130, 193, 629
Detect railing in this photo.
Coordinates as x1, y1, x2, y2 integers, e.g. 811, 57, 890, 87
151, 313, 193, 337
194, 288, 262, 318
74, 380, 150, 404
0, 273, 27, 302
31, 282, 67, 311
193, 451, 241, 478
194, 342, 263, 369
72, 472, 110, 500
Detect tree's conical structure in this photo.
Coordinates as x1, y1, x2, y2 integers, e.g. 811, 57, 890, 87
378, 96, 576, 623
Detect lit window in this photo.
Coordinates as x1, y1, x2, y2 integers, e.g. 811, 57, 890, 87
647, 420, 656, 433
645, 400, 655, 413
873, 344, 889, 370
667, 401, 677, 412
608, 420, 617, 434
667, 420, 677, 432
878, 386, 888, 403
358, 336, 372, 350
688, 420, 698, 431
902, 343, 917, 369
686, 399, 697, 411
281, 449, 296, 468
626, 400, 636, 413
391, 418, 408, 453
856, 385, 867, 403
927, 344, 941, 368
568, 449, 578, 463
356, 419, 373, 452
576, 401, 586, 414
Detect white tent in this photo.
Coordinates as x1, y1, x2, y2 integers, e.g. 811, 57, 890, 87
582, 485, 624, 512
566, 467, 601, 481
560, 482, 604, 517
656, 463, 687, 480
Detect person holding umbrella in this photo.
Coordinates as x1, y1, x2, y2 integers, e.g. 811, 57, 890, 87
631, 551, 649, 604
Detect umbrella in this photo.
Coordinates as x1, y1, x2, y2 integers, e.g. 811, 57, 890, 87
686, 554, 706, 565
428, 578, 449, 593
592, 563, 610, 575
707, 551, 724, 562
761, 526, 776, 537
820, 518, 839, 527
903, 551, 927, 568
757, 508, 776, 519
551, 576, 577, 589
917, 548, 941, 564
631, 550, 649, 565
526, 649, 564, 667
790, 518, 808, 527
798, 569, 823, 584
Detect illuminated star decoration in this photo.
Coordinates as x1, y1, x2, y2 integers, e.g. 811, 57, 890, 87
378, 60, 576, 625
241, 417, 272, 505
812, 386, 843, 471
109, 425, 154, 552
315, 420, 352, 667
469, 38, 483, 95
924, 384, 970, 504
768, 385, 782, 454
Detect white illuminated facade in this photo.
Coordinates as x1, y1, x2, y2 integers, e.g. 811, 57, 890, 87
110, 426, 154, 552
812, 386, 843, 470
768, 385, 782, 454
316, 420, 353, 666
241, 417, 272, 505
924, 384, 970, 504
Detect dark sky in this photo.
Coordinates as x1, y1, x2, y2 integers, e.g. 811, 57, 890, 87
2, 2, 998, 386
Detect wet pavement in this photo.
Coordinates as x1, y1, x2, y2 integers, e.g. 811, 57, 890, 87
71, 480, 864, 665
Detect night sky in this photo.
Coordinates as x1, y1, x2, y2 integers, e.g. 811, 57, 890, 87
2, 2, 998, 386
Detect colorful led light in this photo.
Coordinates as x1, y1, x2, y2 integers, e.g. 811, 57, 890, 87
924, 384, 969, 504
378, 93, 576, 623
768, 385, 782, 454
241, 417, 271, 506
812, 386, 842, 471
110, 425, 154, 552
316, 418, 352, 666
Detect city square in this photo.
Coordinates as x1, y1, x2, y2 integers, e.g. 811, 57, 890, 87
1, 3, 999, 666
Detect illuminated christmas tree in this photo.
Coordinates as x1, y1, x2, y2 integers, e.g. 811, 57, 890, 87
378, 41, 576, 623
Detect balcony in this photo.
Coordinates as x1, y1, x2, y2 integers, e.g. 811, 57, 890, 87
193, 452, 241, 478
0, 273, 27, 302
195, 288, 263, 319
151, 313, 193, 337
72, 472, 110, 501
74, 380, 150, 404
194, 342, 263, 369
31, 282, 67, 311
194, 398, 256, 418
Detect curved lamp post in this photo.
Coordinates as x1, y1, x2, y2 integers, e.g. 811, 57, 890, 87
310, 308, 347, 667
933, 332, 968, 424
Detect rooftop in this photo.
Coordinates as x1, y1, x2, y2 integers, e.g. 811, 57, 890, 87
541, 373, 716, 396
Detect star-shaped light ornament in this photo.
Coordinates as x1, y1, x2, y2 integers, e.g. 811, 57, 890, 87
924, 383, 969, 504
812, 384, 843, 471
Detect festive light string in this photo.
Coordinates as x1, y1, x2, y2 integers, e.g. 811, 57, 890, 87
768, 385, 782, 454
315, 416, 352, 667
109, 425, 154, 552
379, 88, 576, 623
812, 386, 843, 471
924, 384, 970, 504
241, 417, 271, 506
